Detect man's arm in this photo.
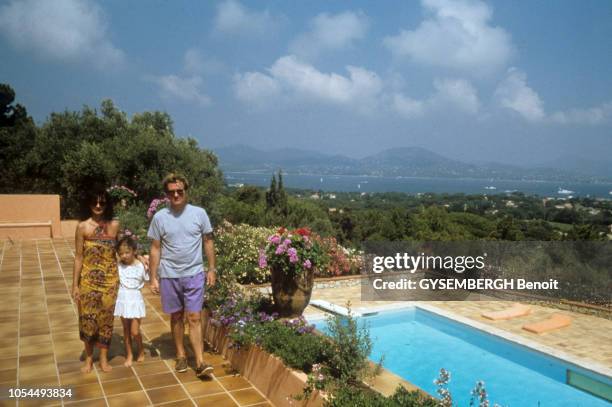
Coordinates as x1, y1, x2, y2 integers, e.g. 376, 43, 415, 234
149, 239, 161, 294
204, 232, 216, 287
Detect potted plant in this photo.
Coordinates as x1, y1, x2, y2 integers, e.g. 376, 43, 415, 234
107, 184, 138, 207
259, 227, 323, 317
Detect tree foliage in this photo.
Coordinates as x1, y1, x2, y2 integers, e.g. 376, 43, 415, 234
0, 85, 223, 217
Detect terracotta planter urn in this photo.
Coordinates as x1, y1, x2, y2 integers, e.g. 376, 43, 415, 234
270, 265, 315, 318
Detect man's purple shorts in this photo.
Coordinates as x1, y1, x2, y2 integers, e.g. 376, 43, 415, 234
160, 272, 206, 314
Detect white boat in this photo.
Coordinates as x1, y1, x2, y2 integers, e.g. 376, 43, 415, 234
484, 186, 496, 190
558, 188, 574, 195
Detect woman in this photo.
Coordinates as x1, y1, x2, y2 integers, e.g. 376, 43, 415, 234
72, 186, 120, 373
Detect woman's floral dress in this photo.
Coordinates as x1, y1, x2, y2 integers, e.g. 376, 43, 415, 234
78, 223, 118, 348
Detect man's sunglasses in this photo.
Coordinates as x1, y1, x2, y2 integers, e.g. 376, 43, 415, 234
166, 189, 185, 197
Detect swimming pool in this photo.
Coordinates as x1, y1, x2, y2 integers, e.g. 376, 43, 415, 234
315, 307, 611, 406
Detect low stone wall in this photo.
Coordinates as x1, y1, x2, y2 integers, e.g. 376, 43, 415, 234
202, 311, 324, 407
0, 194, 61, 238
60, 220, 79, 239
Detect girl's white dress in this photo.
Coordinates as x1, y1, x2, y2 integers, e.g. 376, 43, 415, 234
114, 261, 148, 318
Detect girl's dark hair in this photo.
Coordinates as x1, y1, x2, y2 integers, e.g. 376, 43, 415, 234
79, 184, 114, 221
116, 236, 138, 252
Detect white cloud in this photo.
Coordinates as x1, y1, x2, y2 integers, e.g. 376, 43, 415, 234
146, 75, 211, 106
235, 55, 482, 118
431, 78, 480, 114
494, 68, 545, 121
233, 72, 281, 106
213, 0, 281, 37
550, 102, 612, 125
234, 55, 383, 113
393, 77, 479, 118
494, 68, 612, 125
289, 11, 369, 60
145, 49, 218, 106
383, 0, 513, 76
392, 94, 425, 118
0, 0, 123, 67
183, 48, 224, 75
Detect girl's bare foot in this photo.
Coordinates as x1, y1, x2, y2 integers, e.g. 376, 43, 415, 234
80, 357, 93, 373
99, 361, 113, 372
124, 356, 133, 367
136, 352, 145, 362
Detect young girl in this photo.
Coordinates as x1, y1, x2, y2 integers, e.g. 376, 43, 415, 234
114, 237, 149, 367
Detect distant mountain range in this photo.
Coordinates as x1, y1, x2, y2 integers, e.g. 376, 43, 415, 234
213, 145, 612, 183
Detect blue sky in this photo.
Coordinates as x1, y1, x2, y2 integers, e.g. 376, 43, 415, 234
1, 0, 611, 166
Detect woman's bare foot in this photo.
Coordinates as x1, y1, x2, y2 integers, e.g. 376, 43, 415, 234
124, 356, 133, 367
80, 357, 93, 373
136, 352, 145, 363
99, 361, 113, 372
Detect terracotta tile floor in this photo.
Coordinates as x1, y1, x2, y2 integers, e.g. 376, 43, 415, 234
0, 239, 274, 407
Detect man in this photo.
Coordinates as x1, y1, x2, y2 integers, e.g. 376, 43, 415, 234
147, 173, 216, 377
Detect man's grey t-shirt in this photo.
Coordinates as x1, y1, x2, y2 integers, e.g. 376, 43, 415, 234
147, 204, 213, 278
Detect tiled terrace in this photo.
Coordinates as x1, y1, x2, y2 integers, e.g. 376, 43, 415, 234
0, 239, 273, 407
304, 283, 612, 369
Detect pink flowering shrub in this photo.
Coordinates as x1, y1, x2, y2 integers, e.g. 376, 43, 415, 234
312, 236, 361, 277
147, 197, 170, 220
259, 227, 325, 276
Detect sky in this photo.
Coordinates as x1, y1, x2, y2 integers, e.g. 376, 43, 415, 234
1, 0, 611, 167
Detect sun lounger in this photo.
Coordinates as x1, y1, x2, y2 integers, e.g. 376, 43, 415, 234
522, 314, 572, 334
481, 303, 531, 320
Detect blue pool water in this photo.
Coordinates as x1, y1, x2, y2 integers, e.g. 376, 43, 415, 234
316, 308, 611, 406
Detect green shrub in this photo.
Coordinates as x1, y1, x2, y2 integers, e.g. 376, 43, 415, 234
326, 385, 389, 407
389, 386, 438, 407
258, 321, 329, 373
326, 385, 436, 407
325, 310, 375, 384
215, 222, 276, 284
204, 266, 240, 312
115, 203, 150, 251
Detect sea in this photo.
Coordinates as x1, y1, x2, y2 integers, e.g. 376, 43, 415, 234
225, 172, 612, 199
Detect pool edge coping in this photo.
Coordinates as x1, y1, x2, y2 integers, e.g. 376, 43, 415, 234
306, 301, 612, 381
404, 302, 612, 381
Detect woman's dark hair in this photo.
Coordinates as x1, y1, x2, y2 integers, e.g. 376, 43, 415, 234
79, 184, 114, 221
116, 236, 138, 252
